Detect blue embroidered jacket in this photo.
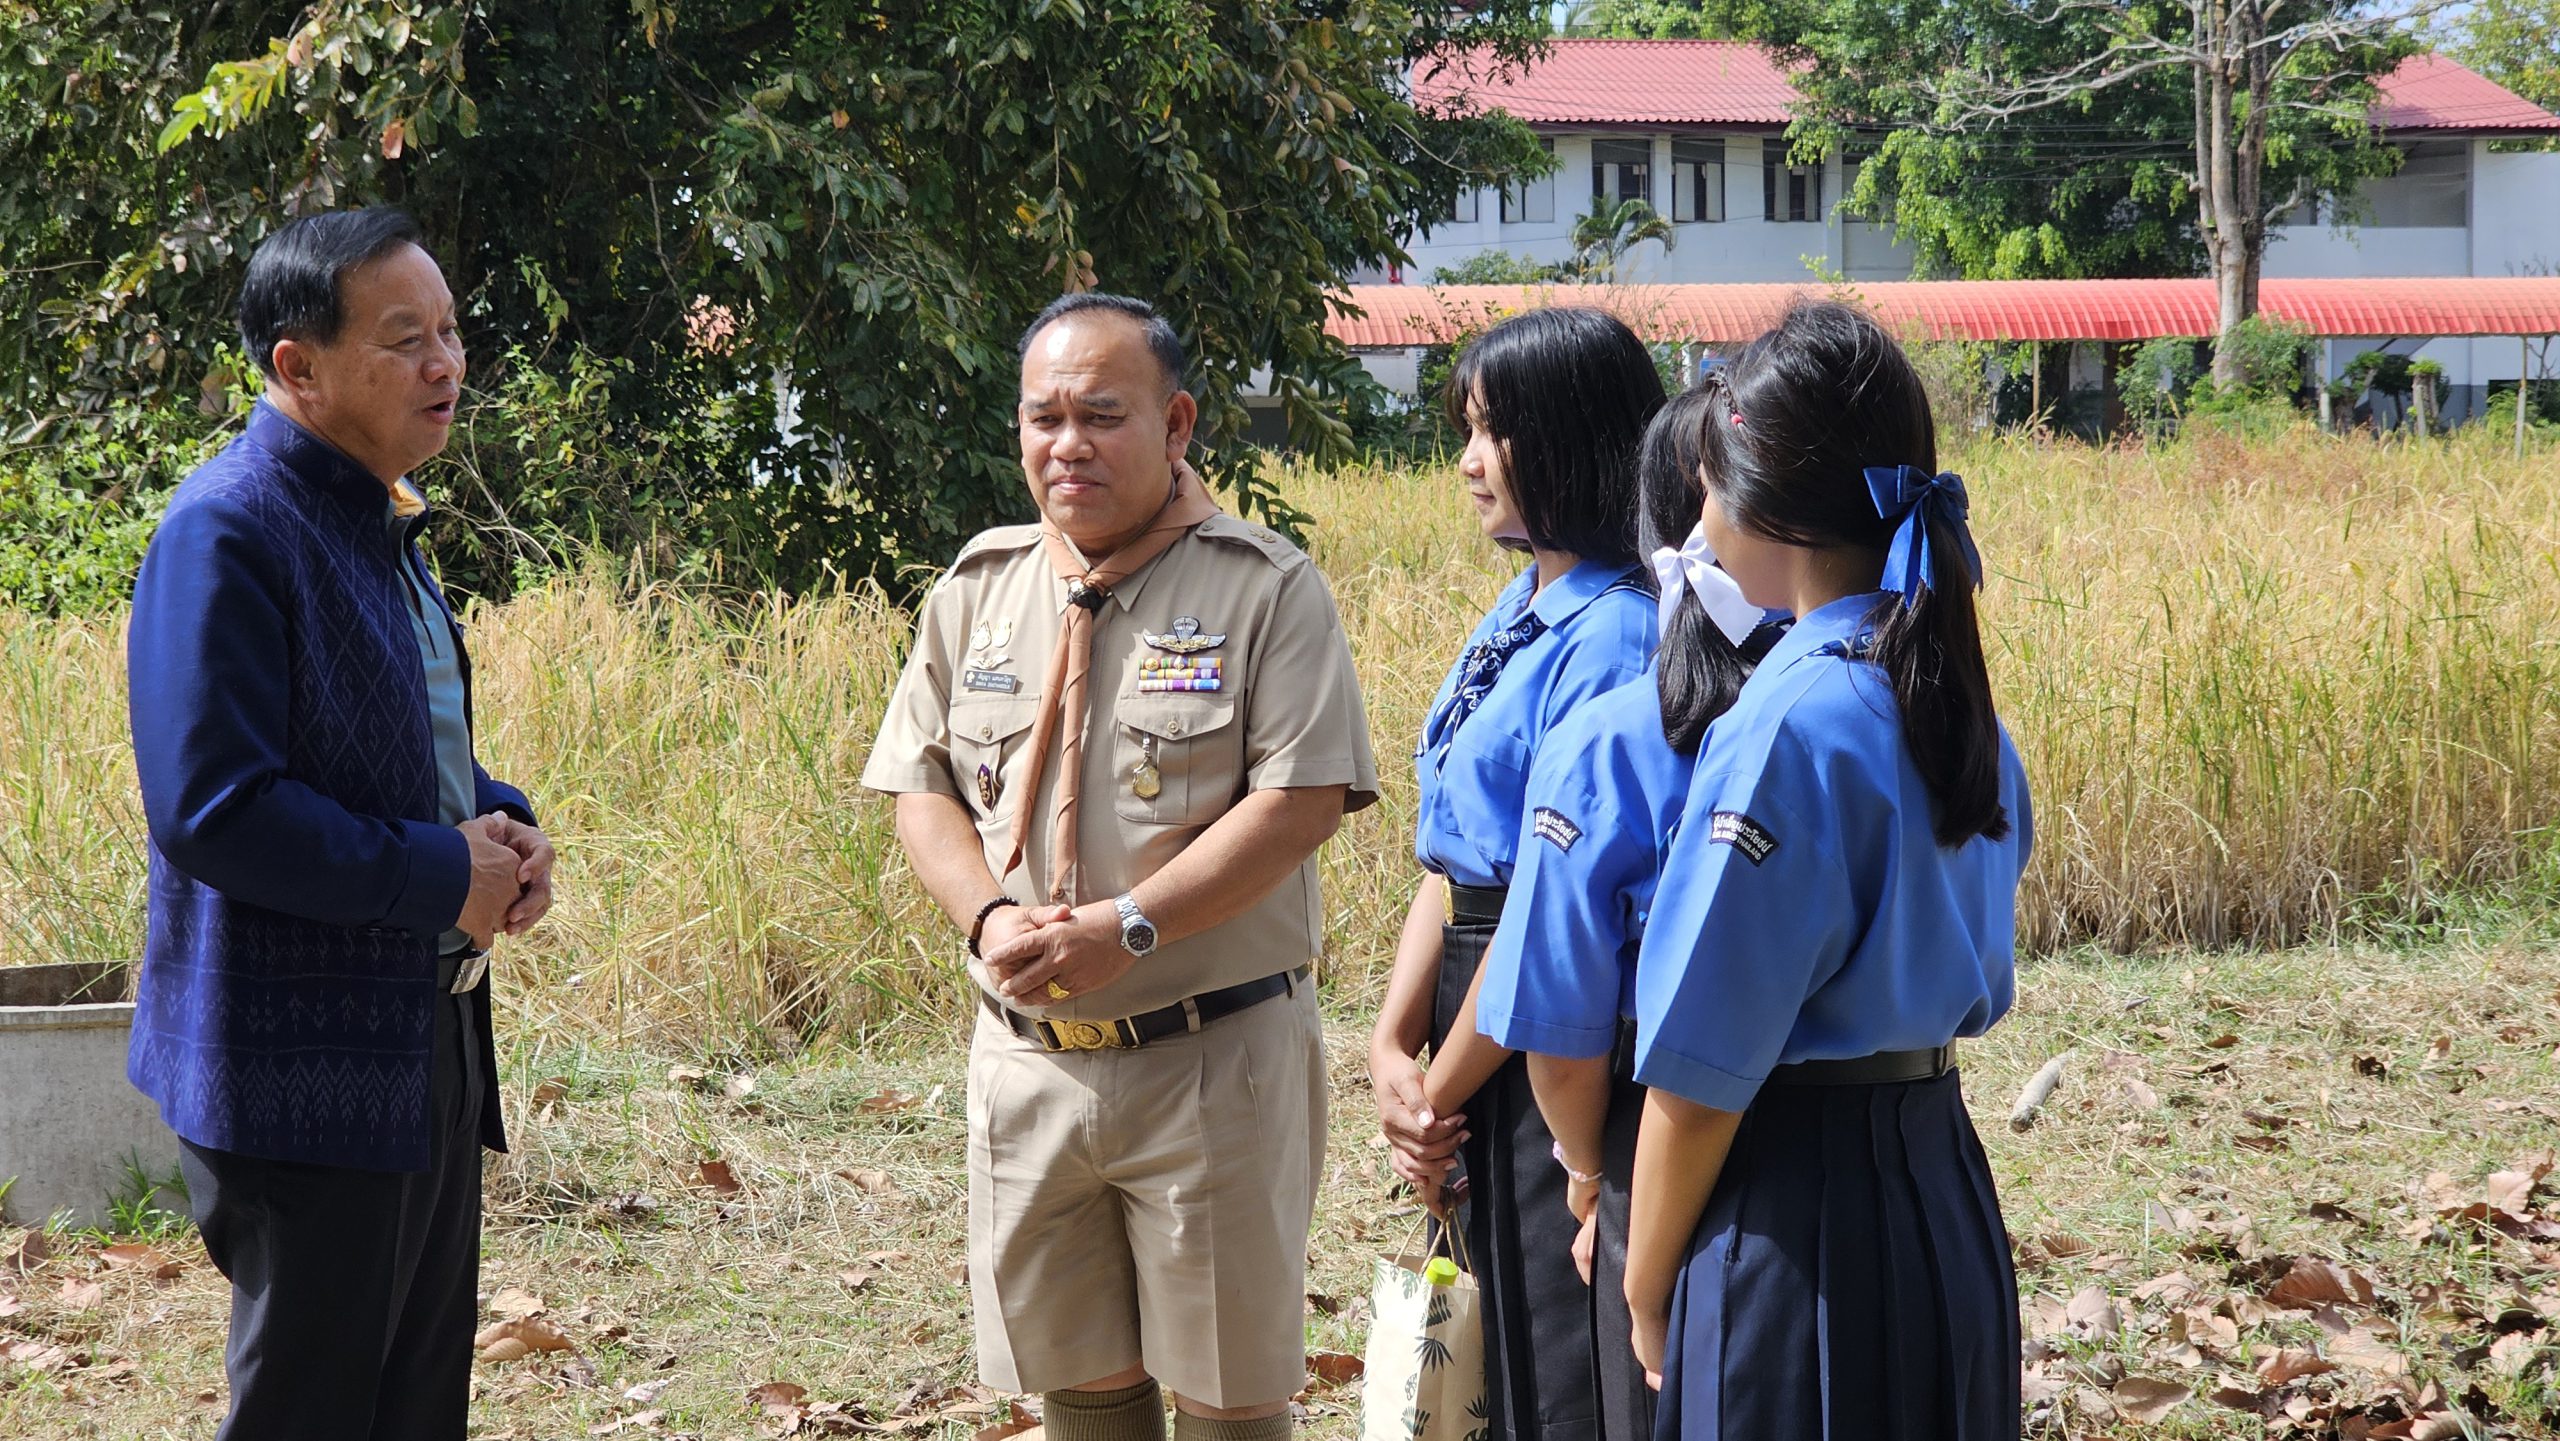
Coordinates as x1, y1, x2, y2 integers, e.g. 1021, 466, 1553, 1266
126, 402, 531, 1171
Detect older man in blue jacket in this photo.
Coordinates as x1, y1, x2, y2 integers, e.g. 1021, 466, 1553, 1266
126, 207, 555, 1441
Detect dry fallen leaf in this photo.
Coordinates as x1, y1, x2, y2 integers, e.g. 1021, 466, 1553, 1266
2487, 1332, 2541, 1376
691, 1160, 743, 1196
859, 1089, 925, 1115
2064, 1285, 2121, 1338
2254, 1346, 2336, 1384
837, 1169, 899, 1197
839, 1266, 877, 1291
2121, 1078, 2162, 1110
723, 1073, 757, 1103
488, 1284, 547, 1320
591, 1410, 665, 1435
2327, 1321, 2406, 1376
474, 1317, 577, 1362
3, 1230, 51, 1273
623, 1378, 671, 1404
666, 1064, 709, 1088
1308, 1350, 1364, 1387
2204, 1033, 2240, 1049
0, 1293, 21, 1319
98, 1243, 182, 1280
2486, 1169, 2540, 1219
2111, 1375, 2188, 1423
57, 1276, 102, 1311
532, 1077, 572, 1109
748, 1379, 810, 1413
2265, 1256, 2376, 1311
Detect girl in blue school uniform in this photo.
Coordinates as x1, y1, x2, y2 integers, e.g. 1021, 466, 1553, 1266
1473, 385, 1789, 1441
1369, 306, 1665, 1441
1625, 300, 2032, 1441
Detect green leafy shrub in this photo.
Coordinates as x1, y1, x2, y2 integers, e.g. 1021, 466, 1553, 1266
2119, 336, 2203, 436
2208, 315, 2313, 403
0, 406, 219, 615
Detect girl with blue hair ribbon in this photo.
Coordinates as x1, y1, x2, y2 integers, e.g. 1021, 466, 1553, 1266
1623, 301, 2032, 1440
1472, 384, 1787, 1441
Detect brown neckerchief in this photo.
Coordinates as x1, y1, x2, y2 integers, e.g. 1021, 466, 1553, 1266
1001, 460, 1221, 903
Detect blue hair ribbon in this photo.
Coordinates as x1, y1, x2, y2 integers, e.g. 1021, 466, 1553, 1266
1863, 465, 1983, 602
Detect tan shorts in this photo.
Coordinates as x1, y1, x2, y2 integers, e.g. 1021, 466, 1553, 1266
966, 979, 1324, 1408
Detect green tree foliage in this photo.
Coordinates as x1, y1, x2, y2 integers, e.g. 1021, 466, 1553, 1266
1643, 0, 2404, 289
0, 0, 1550, 595
2436, 0, 2560, 117
1563, 0, 1737, 37
1428, 250, 1571, 284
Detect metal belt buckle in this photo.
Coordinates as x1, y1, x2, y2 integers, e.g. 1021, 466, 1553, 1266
1038, 1017, 1130, 1052
447, 950, 490, 995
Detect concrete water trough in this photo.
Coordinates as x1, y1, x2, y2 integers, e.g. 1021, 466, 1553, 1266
0, 961, 182, 1228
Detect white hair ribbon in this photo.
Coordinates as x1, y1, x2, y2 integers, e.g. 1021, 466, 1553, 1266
1650, 521, 1763, 646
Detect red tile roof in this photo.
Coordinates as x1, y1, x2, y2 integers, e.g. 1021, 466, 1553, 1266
1412, 39, 1798, 128
1328, 278, 2560, 347
1413, 40, 2560, 136
2369, 51, 2560, 134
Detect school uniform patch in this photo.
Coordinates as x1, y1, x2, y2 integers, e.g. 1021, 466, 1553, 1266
1532, 807, 1583, 853
1709, 811, 1779, 864
963, 668, 1021, 694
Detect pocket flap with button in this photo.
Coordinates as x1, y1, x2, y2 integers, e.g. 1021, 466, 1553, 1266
1117, 694, 1241, 744
950, 696, 1042, 748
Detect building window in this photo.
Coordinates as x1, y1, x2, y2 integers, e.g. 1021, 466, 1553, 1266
1591, 140, 1653, 208
1763, 139, 1823, 222
1673, 139, 1725, 222
1448, 187, 1480, 225
1502, 140, 1556, 225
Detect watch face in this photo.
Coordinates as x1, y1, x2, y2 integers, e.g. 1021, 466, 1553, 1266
1126, 923, 1159, 955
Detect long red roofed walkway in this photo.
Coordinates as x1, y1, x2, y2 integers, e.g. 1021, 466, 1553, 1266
1326, 278, 2560, 348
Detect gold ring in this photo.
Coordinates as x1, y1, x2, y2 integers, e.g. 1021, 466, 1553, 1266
1045, 979, 1072, 1001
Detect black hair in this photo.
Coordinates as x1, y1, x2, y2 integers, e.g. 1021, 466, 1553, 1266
1698, 300, 2009, 847
1441, 307, 1664, 565
237, 206, 426, 377
1018, 292, 1188, 395
1637, 387, 1753, 755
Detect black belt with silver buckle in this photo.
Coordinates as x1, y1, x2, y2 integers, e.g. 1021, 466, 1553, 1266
1765, 1043, 1955, 1087
985, 966, 1308, 1053
1446, 881, 1507, 927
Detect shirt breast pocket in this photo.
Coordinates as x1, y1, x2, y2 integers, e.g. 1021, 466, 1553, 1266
1113, 695, 1244, 826
947, 696, 1043, 821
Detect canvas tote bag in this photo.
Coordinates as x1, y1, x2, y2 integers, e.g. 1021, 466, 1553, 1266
1358, 1219, 1488, 1441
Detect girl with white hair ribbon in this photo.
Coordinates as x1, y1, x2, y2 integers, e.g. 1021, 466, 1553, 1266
1472, 384, 1790, 1441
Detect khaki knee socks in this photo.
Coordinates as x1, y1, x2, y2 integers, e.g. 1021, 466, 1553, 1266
1043, 1380, 1164, 1441
1171, 1408, 1292, 1441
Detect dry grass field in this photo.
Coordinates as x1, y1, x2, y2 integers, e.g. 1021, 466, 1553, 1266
3, 425, 2559, 1438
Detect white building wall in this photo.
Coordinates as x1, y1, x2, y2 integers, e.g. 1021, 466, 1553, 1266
1383, 130, 1902, 286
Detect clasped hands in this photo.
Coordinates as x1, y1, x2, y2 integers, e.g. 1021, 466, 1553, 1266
979, 901, 1137, 1005
456, 813, 556, 949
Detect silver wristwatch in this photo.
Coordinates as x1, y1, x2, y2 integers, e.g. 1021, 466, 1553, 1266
1114, 894, 1160, 957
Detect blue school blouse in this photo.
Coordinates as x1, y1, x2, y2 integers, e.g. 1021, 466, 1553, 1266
1413, 561, 1655, 890
1632, 592, 2033, 1113
1474, 674, 1690, 1058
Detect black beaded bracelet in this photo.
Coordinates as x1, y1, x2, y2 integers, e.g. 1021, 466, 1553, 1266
966, 896, 1019, 958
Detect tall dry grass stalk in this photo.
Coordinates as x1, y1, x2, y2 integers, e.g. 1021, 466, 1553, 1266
2, 425, 2553, 1051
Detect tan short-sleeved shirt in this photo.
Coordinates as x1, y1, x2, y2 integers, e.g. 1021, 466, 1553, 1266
862, 514, 1379, 1019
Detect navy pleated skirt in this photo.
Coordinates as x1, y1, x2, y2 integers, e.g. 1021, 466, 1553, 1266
1654, 1070, 2020, 1441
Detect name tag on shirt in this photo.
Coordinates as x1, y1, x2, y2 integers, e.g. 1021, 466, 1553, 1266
1532, 807, 1583, 853
963, 668, 1021, 694
1709, 811, 1779, 865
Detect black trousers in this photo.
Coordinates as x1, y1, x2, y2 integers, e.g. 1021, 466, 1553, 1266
1591, 1029, 1655, 1441
180, 984, 487, 1441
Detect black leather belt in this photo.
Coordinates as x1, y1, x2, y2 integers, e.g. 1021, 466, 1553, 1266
1446, 881, 1508, 927
984, 965, 1308, 1053
1765, 1043, 1955, 1087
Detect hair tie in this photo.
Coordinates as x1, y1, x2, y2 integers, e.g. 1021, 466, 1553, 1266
1650, 522, 1764, 645
1863, 465, 1984, 603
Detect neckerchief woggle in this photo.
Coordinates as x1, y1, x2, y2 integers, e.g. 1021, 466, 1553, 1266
1649, 522, 1764, 645
1863, 465, 1984, 602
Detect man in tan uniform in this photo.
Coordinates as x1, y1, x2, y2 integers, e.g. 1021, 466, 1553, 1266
863, 293, 1378, 1441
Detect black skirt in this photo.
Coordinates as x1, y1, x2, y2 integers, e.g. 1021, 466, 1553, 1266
1432, 920, 1598, 1441
1591, 1030, 1655, 1441
1654, 1070, 2020, 1441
